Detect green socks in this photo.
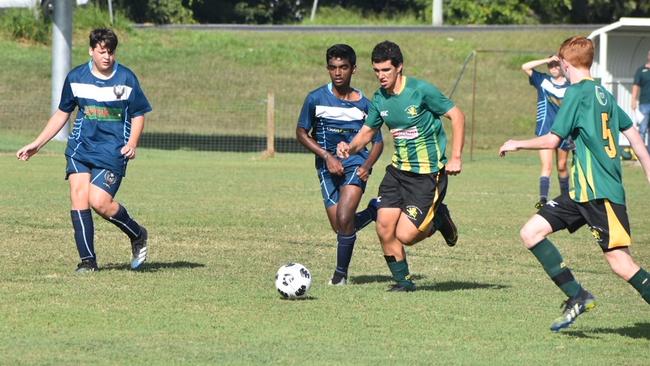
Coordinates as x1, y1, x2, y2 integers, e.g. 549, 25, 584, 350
628, 268, 650, 304
385, 255, 415, 289
530, 239, 582, 298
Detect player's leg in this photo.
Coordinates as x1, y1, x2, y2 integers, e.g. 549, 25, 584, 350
592, 200, 650, 305
524, 196, 595, 331
328, 184, 364, 285
537, 149, 553, 208
555, 147, 570, 197
87, 169, 147, 269
377, 208, 415, 291
376, 166, 415, 291
68, 169, 97, 272
318, 169, 339, 233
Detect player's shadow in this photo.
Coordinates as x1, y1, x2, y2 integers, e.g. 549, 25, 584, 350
101, 261, 205, 272
563, 322, 650, 340
352, 274, 426, 284
416, 281, 509, 292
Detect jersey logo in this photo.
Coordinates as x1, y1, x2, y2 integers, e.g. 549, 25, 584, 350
113, 85, 125, 99
380, 110, 389, 117
405, 105, 419, 118
390, 127, 419, 140
595, 85, 607, 106
405, 205, 422, 221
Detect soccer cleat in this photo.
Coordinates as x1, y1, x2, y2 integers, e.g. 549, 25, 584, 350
328, 275, 348, 286
75, 259, 98, 273
550, 290, 597, 332
367, 198, 379, 221
436, 204, 458, 247
535, 198, 548, 210
130, 226, 148, 270
387, 281, 416, 292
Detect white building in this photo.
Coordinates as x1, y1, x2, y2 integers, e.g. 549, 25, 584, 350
588, 17, 650, 146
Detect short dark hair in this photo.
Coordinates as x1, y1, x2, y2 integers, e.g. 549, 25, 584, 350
326, 44, 356, 66
371, 40, 403, 67
89, 28, 118, 52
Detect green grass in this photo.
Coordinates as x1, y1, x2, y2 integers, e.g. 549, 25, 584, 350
1, 137, 649, 364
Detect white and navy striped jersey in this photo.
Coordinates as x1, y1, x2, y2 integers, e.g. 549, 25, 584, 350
297, 83, 382, 169
60, 61, 152, 176
529, 70, 569, 136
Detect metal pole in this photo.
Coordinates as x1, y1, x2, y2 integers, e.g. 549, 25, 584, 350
52, 0, 73, 141
108, 0, 114, 25
470, 51, 477, 162
310, 0, 318, 22
432, 0, 443, 26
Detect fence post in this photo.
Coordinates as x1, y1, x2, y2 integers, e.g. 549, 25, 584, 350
264, 91, 275, 158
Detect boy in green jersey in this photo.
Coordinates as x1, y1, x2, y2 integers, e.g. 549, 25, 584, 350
500, 36, 650, 332
337, 41, 466, 292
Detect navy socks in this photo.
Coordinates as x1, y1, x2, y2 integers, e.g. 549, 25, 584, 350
71, 209, 95, 260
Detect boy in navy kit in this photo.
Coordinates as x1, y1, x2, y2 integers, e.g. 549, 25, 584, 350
17, 28, 152, 272
297, 44, 384, 285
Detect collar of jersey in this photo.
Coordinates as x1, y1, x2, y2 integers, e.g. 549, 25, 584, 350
87, 60, 119, 80
389, 76, 407, 95
327, 82, 363, 100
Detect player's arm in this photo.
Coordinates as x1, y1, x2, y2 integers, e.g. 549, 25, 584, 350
444, 106, 465, 175
356, 139, 384, 181
521, 56, 558, 77
622, 127, 650, 183
631, 84, 640, 111
16, 109, 71, 161
499, 133, 561, 157
122, 115, 145, 160
336, 125, 377, 159
296, 126, 344, 175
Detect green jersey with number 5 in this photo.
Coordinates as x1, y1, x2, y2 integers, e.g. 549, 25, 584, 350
551, 79, 633, 204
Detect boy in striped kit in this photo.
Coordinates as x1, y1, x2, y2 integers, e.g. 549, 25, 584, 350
337, 41, 466, 292
500, 36, 650, 331
17, 28, 151, 272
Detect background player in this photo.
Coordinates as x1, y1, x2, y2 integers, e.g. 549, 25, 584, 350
500, 36, 650, 331
337, 41, 465, 292
16, 28, 152, 272
296, 44, 384, 286
521, 55, 572, 208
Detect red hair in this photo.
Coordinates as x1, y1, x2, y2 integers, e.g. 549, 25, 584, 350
558, 36, 594, 69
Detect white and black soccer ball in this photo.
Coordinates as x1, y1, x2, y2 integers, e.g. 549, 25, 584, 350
275, 263, 312, 299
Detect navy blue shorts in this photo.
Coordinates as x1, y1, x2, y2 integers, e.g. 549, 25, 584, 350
318, 165, 367, 208
65, 157, 123, 197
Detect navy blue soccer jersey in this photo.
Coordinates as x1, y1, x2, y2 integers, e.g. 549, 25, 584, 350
529, 70, 570, 136
60, 61, 152, 177
297, 83, 382, 169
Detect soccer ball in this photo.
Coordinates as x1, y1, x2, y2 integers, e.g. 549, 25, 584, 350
275, 263, 312, 299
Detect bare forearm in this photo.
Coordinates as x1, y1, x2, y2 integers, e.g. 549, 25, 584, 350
348, 126, 376, 155
33, 110, 70, 148
296, 127, 331, 159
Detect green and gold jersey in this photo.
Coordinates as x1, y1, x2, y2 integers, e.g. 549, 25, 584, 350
551, 79, 633, 204
365, 77, 454, 174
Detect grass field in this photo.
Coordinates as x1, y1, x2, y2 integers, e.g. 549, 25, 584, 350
1, 134, 649, 364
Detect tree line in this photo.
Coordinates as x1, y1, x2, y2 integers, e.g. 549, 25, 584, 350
107, 0, 649, 25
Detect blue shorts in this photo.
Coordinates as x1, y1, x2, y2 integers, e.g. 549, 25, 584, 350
65, 157, 123, 197
536, 123, 574, 151
318, 165, 367, 208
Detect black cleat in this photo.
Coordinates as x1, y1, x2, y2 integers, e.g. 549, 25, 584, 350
75, 259, 98, 273
550, 289, 597, 332
436, 204, 458, 247
535, 198, 548, 210
387, 281, 416, 292
130, 226, 148, 270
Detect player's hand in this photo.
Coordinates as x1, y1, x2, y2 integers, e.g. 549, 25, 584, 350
336, 142, 350, 159
356, 165, 370, 181
325, 154, 344, 176
499, 140, 520, 157
16, 142, 39, 161
121, 144, 137, 159
446, 157, 462, 176
549, 55, 561, 63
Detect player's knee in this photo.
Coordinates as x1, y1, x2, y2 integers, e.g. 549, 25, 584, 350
395, 230, 417, 246
336, 211, 355, 232
519, 225, 539, 248
89, 197, 113, 217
